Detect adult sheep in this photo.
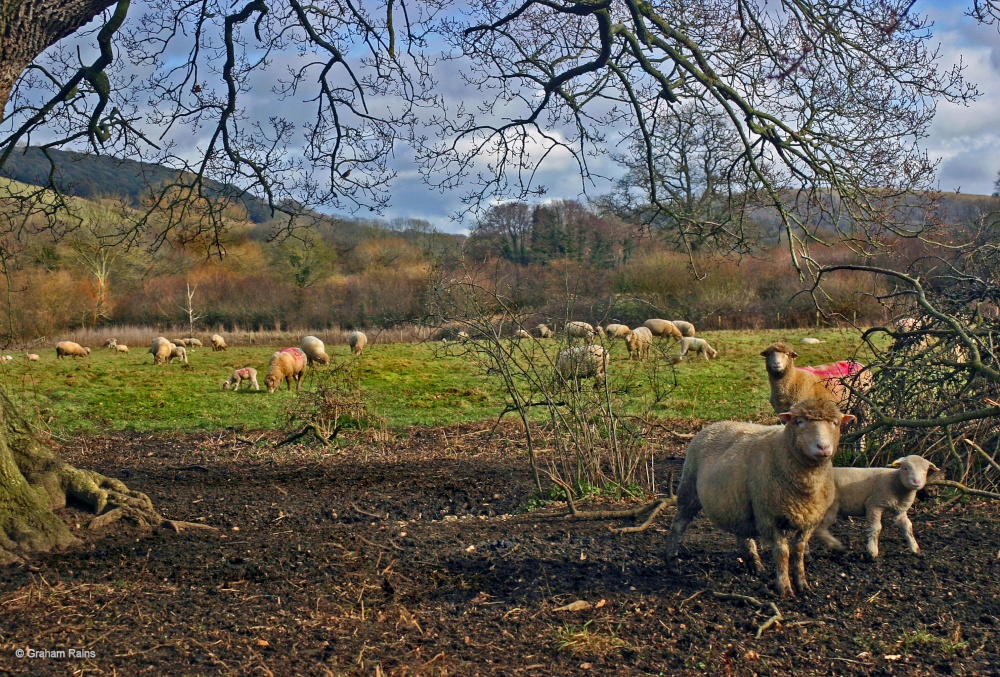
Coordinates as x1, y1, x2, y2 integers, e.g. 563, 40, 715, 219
185, 338, 203, 347
149, 337, 173, 365
604, 323, 631, 339
265, 347, 308, 393
671, 320, 697, 337
643, 319, 683, 341
555, 345, 609, 387
761, 343, 871, 415
665, 398, 855, 596
211, 334, 228, 351
301, 335, 331, 365
623, 326, 653, 360
533, 323, 555, 339
815, 455, 938, 558
565, 321, 596, 343
348, 330, 368, 355
56, 341, 91, 359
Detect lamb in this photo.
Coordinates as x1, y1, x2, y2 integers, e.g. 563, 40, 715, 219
168, 345, 188, 364
104, 338, 118, 349
115, 344, 130, 354
815, 455, 938, 558
604, 323, 631, 338
56, 341, 91, 359
643, 319, 683, 341
26, 354, 40, 362
348, 331, 368, 355
514, 329, 531, 340
565, 321, 596, 343
665, 398, 856, 596
800, 337, 825, 345
0, 355, 13, 362
301, 335, 331, 365
185, 338, 203, 348
265, 347, 308, 393
674, 336, 718, 361
211, 334, 228, 351
623, 326, 653, 360
533, 323, 555, 339
149, 337, 173, 364
555, 345, 609, 387
222, 367, 260, 392
671, 320, 696, 337
761, 342, 846, 414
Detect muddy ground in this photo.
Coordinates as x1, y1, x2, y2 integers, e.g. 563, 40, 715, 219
0, 424, 997, 676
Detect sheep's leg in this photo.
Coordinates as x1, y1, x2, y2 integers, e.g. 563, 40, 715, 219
738, 538, 763, 574
791, 531, 812, 593
665, 480, 701, 562
865, 508, 883, 558
814, 507, 846, 552
252, 377, 260, 391
894, 512, 920, 554
771, 535, 794, 597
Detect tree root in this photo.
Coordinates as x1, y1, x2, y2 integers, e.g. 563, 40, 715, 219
928, 479, 1000, 500
548, 473, 677, 533
712, 591, 783, 639
275, 423, 333, 448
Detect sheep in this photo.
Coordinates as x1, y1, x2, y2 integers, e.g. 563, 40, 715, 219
265, 347, 308, 393
801, 337, 825, 345
301, 335, 331, 365
643, 319, 683, 341
56, 341, 91, 359
533, 323, 555, 339
604, 323, 631, 338
26, 353, 40, 362
893, 316, 928, 351
115, 344, 130, 354
168, 345, 188, 364
0, 355, 13, 362
149, 337, 173, 364
348, 331, 368, 355
623, 326, 653, 360
172, 338, 189, 347
674, 336, 718, 362
564, 321, 596, 343
514, 329, 532, 340
211, 334, 228, 351
222, 367, 260, 392
555, 345, 609, 387
761, 342, 844, 414
595, 326, 607, 339
456, 331, 470, 341
665, 398, 856, 596
671, 320, 697, 337
815, 455, 938, 558
185, 338, 203, 347
104, 338, 118, 349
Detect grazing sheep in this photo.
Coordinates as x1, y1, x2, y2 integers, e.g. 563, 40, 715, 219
265, 347, 308, 393
674, 336, 718, 362
0, 355, 13, 362
623, 326, 653, 360
815, 455, 938, 558
643, 319, 683, 341
348, 331, 368, 355
104, 338, 118, 349
666, 398, 856, 596
26, 353, 40, 362
184, 338, 203, 347
534, 323, 555, 339
211, 334, 228, 351
168, 345, 188, 364
222, 367, 260, 392
115, 344, 130, 354
565, 321, 596, 343
604, 323, 631, 338
149, 337, 173, 364
514, 329, 531, 340
595, 326, 607, 339
172, 338, 189, 347
801, 337, 825, 345
671, 320, 696, 337
555, 345, 609, 387
56, 341, 91, 359
301, 335, 331, 365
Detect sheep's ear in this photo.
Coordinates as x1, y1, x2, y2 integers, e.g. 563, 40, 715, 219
928, 461, 940, 471
760, 349, 769, 357
778, 412, 794, 423
889, 458, 904, 467
790, 350, 799, 358
839, 414, 856, 426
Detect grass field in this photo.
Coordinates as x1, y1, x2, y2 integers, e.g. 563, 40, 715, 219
0, 328, 875, 437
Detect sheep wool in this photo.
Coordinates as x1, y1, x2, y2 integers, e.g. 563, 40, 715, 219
643, 319, 683, 341
56, 341, 91, 359
265, 347, 308, 393
211, 334, 228, 351
348, 331, 368, 355
149, 337, 173, 364
301, 336, 331, 365
670, 320, 697, 337
556, 345, 608, 386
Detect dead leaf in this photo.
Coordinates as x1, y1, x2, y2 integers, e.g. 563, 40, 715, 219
594, 599, 606, 609
553, 600, 591, 613
256, 639, 269, 647
884, 654, 902, 661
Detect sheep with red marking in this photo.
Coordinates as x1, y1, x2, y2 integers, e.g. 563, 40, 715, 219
222, 367, 260, 392
265, 347, 308, 393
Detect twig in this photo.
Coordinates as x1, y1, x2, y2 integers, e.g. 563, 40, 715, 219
275, 424, 332, 448
351, 502, 384, 519
928, 479, 1000, 500
712, 591, 783, 639
963, 439, 1000, 475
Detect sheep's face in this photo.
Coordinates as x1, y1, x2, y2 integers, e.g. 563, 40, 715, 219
762, 345, 796, 375
891, 456, 937, 491
779, 409, 856, 462
222, 380, 231, 391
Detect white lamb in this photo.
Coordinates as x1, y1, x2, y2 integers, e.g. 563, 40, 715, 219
222, 367, 260, 391
674, 336, 717, 361
815, 455, 938, 558
168, 345, 188, 364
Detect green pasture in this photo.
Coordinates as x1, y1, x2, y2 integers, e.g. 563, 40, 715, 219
0, 328, 876, 436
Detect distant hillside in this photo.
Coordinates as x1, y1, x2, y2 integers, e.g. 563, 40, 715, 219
0, 146, 274, 223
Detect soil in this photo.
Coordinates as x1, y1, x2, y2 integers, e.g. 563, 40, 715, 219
0, 424, 997, 676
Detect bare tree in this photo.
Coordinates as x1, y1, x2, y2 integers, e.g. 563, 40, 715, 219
176, 282, 204, 337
